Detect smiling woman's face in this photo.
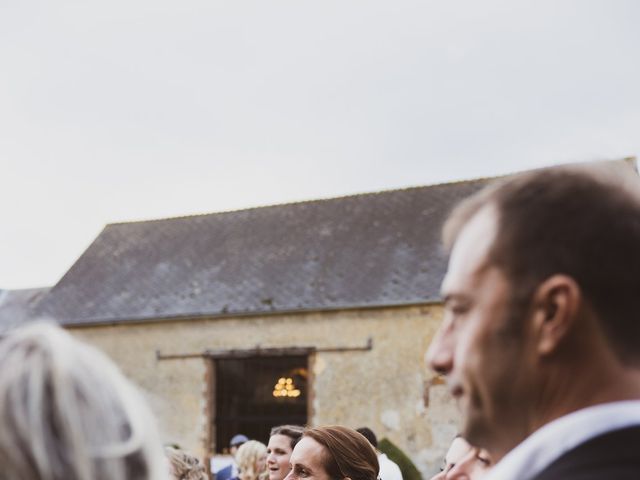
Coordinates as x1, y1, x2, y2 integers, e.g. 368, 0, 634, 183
284, 437, 332, 480
267, 434, 294, 480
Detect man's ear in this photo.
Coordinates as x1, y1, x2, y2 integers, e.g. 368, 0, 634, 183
531, 275, 581, 356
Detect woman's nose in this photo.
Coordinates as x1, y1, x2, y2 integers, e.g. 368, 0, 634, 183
445, 452, 474, 479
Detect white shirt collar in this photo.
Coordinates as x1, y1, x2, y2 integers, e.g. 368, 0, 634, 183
484, 400, 640, 480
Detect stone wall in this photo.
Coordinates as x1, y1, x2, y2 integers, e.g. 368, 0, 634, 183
69, 304, 457, 478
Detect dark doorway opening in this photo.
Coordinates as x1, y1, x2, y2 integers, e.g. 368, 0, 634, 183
214, 355, 308, 451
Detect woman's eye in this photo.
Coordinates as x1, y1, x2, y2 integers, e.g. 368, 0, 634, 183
475, 448, 491, 466
292, 466, 308, 478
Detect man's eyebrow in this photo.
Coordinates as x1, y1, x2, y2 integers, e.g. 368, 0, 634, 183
441, 293, 470, 304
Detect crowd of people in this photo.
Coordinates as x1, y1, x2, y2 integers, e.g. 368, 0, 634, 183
214, 424, 405, 480
1, 162, 639, 480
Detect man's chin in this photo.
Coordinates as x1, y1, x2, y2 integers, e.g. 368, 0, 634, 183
453, 391, 491, 447
460, 408, 490, 447
455, 393, 474, 429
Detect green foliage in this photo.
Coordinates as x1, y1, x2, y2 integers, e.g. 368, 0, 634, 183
378, 437, 422, 480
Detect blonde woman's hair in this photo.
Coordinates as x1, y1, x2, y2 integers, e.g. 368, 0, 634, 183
0, 322, 168, 480
235, 440, 267, 480
165, 447, 207, 480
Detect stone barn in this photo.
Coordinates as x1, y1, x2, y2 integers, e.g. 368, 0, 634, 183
3, 159, 633, 477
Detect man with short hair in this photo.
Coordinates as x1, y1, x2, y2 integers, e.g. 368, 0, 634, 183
214, 434, 249, 480
356, 427, 403, 480
426, 162, 640, 479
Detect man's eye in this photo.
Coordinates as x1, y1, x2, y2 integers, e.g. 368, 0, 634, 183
450, 304, 469, 315
444, 299, 470, 316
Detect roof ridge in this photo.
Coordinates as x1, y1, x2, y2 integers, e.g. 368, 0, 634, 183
107, 175, 492, 227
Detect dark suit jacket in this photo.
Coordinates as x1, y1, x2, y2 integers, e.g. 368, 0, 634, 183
530, 426, 640, 480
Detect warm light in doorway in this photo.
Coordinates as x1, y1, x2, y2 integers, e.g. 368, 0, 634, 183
272, 377, 301, 398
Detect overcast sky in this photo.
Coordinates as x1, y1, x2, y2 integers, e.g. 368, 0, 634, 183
1, 1, 639, 289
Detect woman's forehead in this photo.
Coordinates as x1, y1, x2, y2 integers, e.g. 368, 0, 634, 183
269, 434, 293, 448
446, 437, 471, 463
291, 437, 326, 464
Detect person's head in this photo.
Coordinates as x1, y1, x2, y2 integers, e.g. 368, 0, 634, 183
0, 322, 168, 480
236, 440, 268, 480
285, 425, 379, 480
430, 436, 469, 480
430, 436, 491, 480
355, 427, 377, 450
230, 434, 250, 457
267, 425, 304, 480
426, 162, 640, 458
165, 447, 207, 480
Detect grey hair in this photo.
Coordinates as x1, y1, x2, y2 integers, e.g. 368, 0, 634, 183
0, 322, 168, 480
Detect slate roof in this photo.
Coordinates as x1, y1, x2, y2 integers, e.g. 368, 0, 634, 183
0, 288, 50, 332
33, 178, 490, 325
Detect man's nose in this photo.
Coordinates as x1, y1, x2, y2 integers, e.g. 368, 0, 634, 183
426, 325, 454, 375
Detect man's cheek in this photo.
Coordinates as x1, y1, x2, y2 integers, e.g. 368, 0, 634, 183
455, 323, 481, 368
